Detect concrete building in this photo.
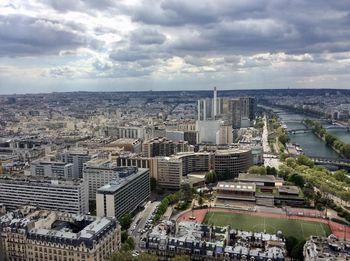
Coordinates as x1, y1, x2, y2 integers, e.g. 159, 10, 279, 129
102, 126, 146, 139
196, 120, 222, 144
83, 158, 140, 201
155, 157, 183, 190
213, 149, 253, 179
166, 130, 185, 142
107, 138, 142, 153
60, 150, 92, 179
0, 175, 88, 214
304, 235, 350, 261
197, 88, 256, 130
142, 137, 189, 157
216, 182, 256, 202
0, 208, 120, 261
96, 168, 150, 219
30, 159, 73, 179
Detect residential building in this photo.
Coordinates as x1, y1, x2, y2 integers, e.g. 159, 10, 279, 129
141, 220, 286, 260
96, 168, 150, 219
83, 158, 140, 201
0, 208, 120, 261
304, 235, 350, 261
142, 137, 189, 157
0, 175, 88, 214
60, 150, 92, 179
30, 159, 73, 179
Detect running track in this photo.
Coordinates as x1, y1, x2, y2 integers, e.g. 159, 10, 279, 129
178, 208, 350, 240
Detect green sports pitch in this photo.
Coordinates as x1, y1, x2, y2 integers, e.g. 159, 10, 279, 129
203, 212, 331, 240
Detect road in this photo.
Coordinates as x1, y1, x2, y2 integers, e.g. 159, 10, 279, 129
262, 114, 281, 169
129, 201, 160, 250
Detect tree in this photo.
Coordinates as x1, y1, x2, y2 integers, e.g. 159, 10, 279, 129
285, 157, 297, 168
288, 173, 305, 188
334, 170, 347, 182
248, 165, 267, 175
198, 196, 203, 206
285, 236, 298, 256
205, 171, 218, 184
125, 237, 135, 250
290, 240, 306, 260
296, 154, 314, 168
121, 231, 128, 243
269, 167, 278, 176
120, 214, 133, 230
171, 256, 191, 261
150, 177, 157, 191
180, 182, 193, 202
110, 251, 133, 261
341, 144, 350, 158
278, 133, 290, 145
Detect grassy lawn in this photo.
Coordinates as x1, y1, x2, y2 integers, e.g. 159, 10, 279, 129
203, 212, 331, 240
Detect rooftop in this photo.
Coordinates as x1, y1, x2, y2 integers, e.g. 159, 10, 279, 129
216, 182, 256, 192
97, 168, 149, 193
237, 173, 284, 183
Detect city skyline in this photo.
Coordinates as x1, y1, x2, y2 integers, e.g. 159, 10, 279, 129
1, 0, 350, 94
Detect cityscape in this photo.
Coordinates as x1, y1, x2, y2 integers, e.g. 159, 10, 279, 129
1, 1, 350, 261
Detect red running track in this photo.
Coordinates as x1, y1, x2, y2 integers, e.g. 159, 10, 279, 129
178, 208, 350, 240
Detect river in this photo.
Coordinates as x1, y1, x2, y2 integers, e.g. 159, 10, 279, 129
271, 109, 350, 159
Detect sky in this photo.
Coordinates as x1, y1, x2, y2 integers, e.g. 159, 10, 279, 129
0, 0, 350, 94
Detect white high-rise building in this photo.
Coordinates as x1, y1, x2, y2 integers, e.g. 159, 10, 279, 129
0, 175, 89, 214
96, 168, 150, 219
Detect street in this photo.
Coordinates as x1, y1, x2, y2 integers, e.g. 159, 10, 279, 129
262, 114, 281, 169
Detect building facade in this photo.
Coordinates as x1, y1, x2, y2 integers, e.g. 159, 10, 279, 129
142, 137, 189, 157
30, 159, 73, 179
0, 175, 89, 214
60, 150, 92, 179
83, 158, 141, 201
96, 168, 150, 219
0, 208, 120, 261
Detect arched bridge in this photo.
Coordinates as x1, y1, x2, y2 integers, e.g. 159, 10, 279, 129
310, 157, 350, 168
287, 126, 350, 134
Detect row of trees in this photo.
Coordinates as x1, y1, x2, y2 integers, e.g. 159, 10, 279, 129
110, 252, 190, 261
248, 165, 278, 176
305, 119, 350, 158
254, 116, 264, 131
152, 192, 180, 224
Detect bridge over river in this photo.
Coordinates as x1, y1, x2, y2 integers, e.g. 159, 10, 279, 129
287, 125, 350, 134
310, 156, 350, 168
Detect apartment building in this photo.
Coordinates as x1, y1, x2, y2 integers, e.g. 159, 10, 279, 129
0, 208, 120, 261
30, 159, 73, 179
83, 158, 140, 201
60, 150, 92, 179
96, 168, 150, 219
142, 137, 189, 157
0, 175, 88, 214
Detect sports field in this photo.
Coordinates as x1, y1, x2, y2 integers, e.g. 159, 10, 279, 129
203, 212, 331, 240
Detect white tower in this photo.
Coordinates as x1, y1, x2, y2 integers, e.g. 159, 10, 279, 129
213, 86, 217, 118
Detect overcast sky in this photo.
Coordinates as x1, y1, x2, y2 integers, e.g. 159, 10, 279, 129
0, 0, 350, 94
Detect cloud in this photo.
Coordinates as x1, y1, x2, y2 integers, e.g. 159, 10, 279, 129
1, 0, 350, 92
0, 14, 90, 57
130, 28, 167, 45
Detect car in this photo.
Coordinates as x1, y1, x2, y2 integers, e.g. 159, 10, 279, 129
137, 229, 141, 233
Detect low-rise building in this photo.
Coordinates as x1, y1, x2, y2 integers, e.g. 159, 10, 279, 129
141, 220, 286, 260
304, 235, 350, 261
216, 182, 256, 202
